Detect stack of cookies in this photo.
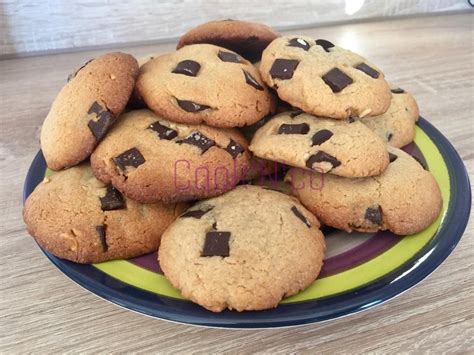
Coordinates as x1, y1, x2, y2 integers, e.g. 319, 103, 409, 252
23, 20, 442, 312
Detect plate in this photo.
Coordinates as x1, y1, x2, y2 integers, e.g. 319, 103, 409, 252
23, 118, 471, 328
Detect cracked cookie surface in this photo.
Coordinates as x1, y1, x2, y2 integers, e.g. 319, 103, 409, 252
41, 52, 139, 170
286, 147, 442, 235
136, 44, 275, 128
259, 36, 391, 119
360, 86, 419, 148
23, 164, 187, 263
91, 109, 251, 203
249, 111, 389, 177
159, 185, 325, 312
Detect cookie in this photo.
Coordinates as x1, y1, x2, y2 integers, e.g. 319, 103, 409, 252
259, 36, 391, 119
23, 164, 187, 263
41, 52, 139, 170
91, 109, 251, 203
136, 44, 275, 128
158, 185, 325, 312
249, 111, 390, 177
360, 86, 419, 148
176, 19, 280, 62
286, 147, 442, 235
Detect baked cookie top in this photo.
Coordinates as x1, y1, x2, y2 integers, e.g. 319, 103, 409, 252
41, 52, 139, 170
259, 36, 391, 119
159, 185, 326, 312
91, 109, 251, 203
360, 85, 420, 148
249, 111, 389, 177
23, 164, 186, 263
286, 147, 442, 235
176, 19, 280, 62
136, 44, 275, 128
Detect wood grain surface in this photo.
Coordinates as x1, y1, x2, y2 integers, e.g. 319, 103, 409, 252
1, 0, 470, 57
1, 13, 473, 353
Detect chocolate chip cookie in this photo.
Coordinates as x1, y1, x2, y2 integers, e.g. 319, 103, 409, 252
159, 185, 326, 312
91, 109, 251, 203
23, 164, 187, 263
249, 111, 390, 177
176, 19, 280, 62
286, 147, 442, 235
41, 52, 139, 170
259, 36, 391, 119
360, 86, 420, 148
136, 44, 275, 128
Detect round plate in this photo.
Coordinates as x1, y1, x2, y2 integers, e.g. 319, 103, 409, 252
23, 118, 471, 328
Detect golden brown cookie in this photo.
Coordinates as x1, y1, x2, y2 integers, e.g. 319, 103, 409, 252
23, 164, 187, 263
159, 185, 326, 312
286, 147, 442, 235
176, 19, 280, 62
41, 52, 139, 170
136, 44, 275, 128
91, 109, 251, 203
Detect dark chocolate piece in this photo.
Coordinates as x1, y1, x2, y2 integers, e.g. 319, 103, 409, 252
176, 99, 210, 112
95, 225, 108, 252
218, 50, 242, 63
355, 63, 380, 79
202, 231, 231, 257
242, 70, 264, 91
172, 60, 201, 76
148, 121, 178, 140
291, 206, 311, 228
88, 111, 115, 141
270, 59, 299, 80
389, 153, 398, 163
387, 132, 393, 141
322, 68, 353, 93
277, 123, 309, 135
365, 206, 383, 225
391, 88, 405, 94
315, 39, 335, 52
288, 38, 310, 51
178, 131, 215, 154
311, 129, 333, 146
100, 185, 126, 211
113, 148, 146, 171
181, 207, 213, 219
225, 139, 244, 158
306, 151, 341, 170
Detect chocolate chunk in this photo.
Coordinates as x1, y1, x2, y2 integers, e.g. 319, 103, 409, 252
306, 151, 341, 170
391, 88, 405, 94
113, 148, 146, 171
87, 101, 116, 141
365, 206, 383, 225
178, 131, 215, 154
311, 129, 333, 146
148, 121, 178, 140
181, 207, 213, 219
172, 60, 201, 76
67, 58, 93, 82
95, 225, 108, 252
270, 59, 300, 80
88, 101, 104, 115
355, 63, 380, 79
387, 132, 393, 141
322, 68, 353, 93
348, 116, 357, 123
288, 38, 310, 51
225, 139, 244, 158
100, 185, 126, 211
389, 153, 398, 163
291, 206, 311, 228
218, 50, 242, 63
202, 231, 231, 257
278, 123, 310, 135
176, 99, 210, 112
242, 70, 264, 91
289, 110, 303, 118
315, 39, 335, 52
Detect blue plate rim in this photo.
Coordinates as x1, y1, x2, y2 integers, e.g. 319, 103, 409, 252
22, 117, 471, 328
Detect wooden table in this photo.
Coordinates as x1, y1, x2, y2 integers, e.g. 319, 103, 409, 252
1, 13, 472, 353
